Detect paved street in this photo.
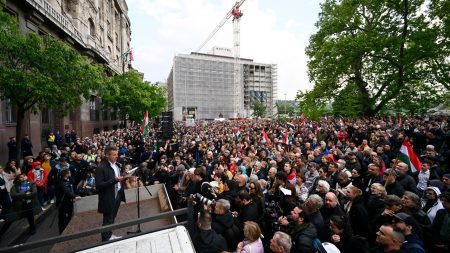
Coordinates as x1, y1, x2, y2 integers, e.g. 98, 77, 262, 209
14, 207, 59, 253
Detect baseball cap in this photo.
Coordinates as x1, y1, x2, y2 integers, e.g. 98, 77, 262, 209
393, 212, 420, 232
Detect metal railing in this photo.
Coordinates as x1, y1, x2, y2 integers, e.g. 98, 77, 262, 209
0, 201, 194, 253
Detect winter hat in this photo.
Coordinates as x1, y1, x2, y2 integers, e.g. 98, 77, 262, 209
32, 161, 41, 169
425, 186, 441, 197
442, 174, 450, 180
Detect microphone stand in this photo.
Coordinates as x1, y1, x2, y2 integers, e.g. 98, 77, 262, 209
127, 172, 152, 235
128, 176, 142, 234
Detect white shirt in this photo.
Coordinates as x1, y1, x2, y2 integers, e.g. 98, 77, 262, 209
109, 161, 121, 191
417, 169, 430, 191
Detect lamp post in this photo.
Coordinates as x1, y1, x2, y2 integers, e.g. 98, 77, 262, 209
284, 93, 287, 116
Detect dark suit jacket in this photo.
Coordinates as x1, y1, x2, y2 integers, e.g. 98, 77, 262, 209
95, 161, 125, 214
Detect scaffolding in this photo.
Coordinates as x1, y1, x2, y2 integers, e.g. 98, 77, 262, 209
167, 52, 277, 120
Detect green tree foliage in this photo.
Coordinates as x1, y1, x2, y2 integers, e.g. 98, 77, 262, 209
250, 100, 267, 119
428, 0, 450, 90
101, 71, 167, 125
304, 0, 449, 117
296, 90, 329, 120
0, 6, 105, 161
331, 82, 365, 118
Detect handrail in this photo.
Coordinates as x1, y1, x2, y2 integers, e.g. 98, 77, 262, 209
0, 202, 193, 253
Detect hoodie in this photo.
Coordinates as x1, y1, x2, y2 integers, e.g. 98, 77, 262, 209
421, 186, 444, 223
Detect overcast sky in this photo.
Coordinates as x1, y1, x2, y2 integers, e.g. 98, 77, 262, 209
127, 0, 322, 100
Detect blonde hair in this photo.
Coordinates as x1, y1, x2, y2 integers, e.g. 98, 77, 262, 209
243, 221, 262, 242
371, 183, 387, 197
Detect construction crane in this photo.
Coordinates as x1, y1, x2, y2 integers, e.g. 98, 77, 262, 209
196, 1, 246, 118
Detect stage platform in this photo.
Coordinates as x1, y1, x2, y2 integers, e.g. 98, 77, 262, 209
50, 184, 177, 253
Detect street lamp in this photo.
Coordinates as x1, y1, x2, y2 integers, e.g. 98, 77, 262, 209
284, 93, 287, 116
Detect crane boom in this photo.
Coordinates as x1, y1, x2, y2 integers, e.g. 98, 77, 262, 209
196, 0, 246, 52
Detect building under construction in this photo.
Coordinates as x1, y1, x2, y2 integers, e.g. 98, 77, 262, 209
166, 48, 278, 121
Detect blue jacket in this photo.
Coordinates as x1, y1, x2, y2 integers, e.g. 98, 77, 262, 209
402, 233, 425, 253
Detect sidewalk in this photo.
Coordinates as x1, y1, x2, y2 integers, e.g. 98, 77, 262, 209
0, 203, 55, 247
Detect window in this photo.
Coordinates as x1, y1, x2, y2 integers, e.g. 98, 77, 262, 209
88, 18, 95, 36
89, 96, 99, 121
110, 110, 117, 120
102, 109, 109, 120
4, 99, 16, 123
107, 20, 111, 39
41, 107, 51, 124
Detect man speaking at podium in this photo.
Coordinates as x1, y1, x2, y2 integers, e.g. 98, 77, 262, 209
96, 145, 126, 241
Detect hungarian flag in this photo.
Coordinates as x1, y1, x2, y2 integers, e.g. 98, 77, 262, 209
286, 122, 295, 129
399, 139, 422, 173
141, 111, 149, 135
261, 128, 270, 143
283, 132, 290, 145
129, 49, 134, 61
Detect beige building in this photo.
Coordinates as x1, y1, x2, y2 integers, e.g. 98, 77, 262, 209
0, 0, 132, 163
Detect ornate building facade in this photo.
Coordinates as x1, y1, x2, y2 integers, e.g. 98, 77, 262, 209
0, 0, 131, 163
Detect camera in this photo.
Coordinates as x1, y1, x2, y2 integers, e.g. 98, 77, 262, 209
264, 201, 284, 232
195, 193, 216, 207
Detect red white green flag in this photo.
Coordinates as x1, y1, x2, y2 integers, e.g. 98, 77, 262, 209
399, 138, 422, 173
283, 132, 289, 145
261, 128, 270, 143
141, 111, 149, 135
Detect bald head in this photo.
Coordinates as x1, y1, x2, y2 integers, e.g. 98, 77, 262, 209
235, 174, 247, 187
324, 192, 339, 208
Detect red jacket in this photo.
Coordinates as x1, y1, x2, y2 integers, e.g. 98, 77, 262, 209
27, 168, 48, 188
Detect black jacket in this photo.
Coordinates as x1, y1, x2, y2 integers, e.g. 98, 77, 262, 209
385, 181, 405, 198
349, 196, 370, 237
56, 179, 77, 206
212, 212, 240, 250
95, 161, 125, 214
193, 229, 228, 253
238, 201, 260, 229
397, 174, 419, 196
292, 223, 317, 253
431, 208, 450, 248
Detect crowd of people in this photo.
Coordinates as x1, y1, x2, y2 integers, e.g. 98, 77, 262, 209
0, 115, 449, 253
